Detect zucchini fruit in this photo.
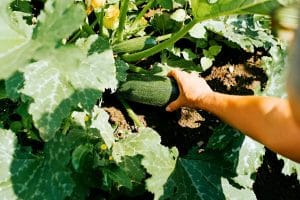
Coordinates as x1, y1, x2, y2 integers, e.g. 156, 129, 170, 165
113, 34, 171, 53
113, 36, 156, 53
117, 74, 179, 106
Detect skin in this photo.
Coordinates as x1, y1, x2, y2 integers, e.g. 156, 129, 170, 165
166, 69, 300, 163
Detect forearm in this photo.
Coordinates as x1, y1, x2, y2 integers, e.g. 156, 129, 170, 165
198, 92, 300, 162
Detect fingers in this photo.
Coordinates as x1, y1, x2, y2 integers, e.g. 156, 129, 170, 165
166, 98, 182, 112
167, 69, 181, 81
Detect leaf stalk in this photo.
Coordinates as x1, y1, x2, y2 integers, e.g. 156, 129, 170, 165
116, 0, 130, 42
122, 18, 198, 62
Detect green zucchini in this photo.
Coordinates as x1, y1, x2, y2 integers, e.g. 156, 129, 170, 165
113, 36, 156, 53
117, 74, 179, 106
113, 34, 171, 53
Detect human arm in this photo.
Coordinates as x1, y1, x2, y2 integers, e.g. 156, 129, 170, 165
166, 69, 300, 162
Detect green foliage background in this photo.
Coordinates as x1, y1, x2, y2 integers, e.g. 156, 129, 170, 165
0, 0, 299, 199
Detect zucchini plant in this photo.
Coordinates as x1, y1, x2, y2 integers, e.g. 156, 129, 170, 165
0, 0, 299, 200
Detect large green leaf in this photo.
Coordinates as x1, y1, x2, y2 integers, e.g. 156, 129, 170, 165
0, 0, 118, 141
118, 156, 146, 192
191, 0, 281, 21
0, 129, 17, 200
260, 44, 288, 98
195, 15, 278, 53
112, 128, 178, 200
210, 125, 265, 199
0, 128, 87, 200
33, 1, 85, 44
0, 0, 32, 57
162, 124, 263, 199
91, 107, 115, 148
0, 0, 84, 79
102, 165, 133, 190
259, 41, 300, 180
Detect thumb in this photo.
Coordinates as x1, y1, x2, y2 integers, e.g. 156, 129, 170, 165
166, 99, 182, 112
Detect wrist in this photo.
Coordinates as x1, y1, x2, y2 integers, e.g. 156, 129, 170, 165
194, 91, 218, 110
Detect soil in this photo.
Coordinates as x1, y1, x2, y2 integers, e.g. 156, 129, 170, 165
102, 46, 300, 199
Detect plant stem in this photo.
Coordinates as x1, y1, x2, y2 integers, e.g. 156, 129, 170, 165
116, 0, 130, 42
131, 0, 154, 27
122, 18, 198, 62
118, 96, 144, 128
68, 29, 82, 43
95, 9, 104, 35
62, 119, 71, 135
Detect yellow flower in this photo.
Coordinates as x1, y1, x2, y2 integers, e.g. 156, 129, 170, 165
85, 0, 106, 14
103, 5, 120, 30
84, 114, 90, 122
91, 0, 106, 10
100, 144, 108, 150
109, 156, 113, 161
139, 17, 148, 26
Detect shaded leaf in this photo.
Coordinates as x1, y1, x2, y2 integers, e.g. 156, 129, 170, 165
162, 124, 262, 199
0, 128, 87, 200
91, 107, 115, 148
191, 0, 281, 21
72, 144, 94, 172
1, 0, 118, 141
202, 15, 278, 52
103, 165, 133, 189
112, 128, 178, 200
157, 0, 173, 9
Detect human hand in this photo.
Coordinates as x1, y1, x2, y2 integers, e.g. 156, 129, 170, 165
166, 69, 214, 112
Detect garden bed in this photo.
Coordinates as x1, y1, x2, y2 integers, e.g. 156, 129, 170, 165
1, 0, 300, 199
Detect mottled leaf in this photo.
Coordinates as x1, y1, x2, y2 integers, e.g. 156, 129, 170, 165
0, 128, 86, 200
20, 43, 116, 141
103, 165, 133, 189
191, 0, 281, 21
0, 129, 16, 183
162, 124, 262, 200
115, 58, 129, 82
119, 156, 146, 188
221, 178, 256, 200
0, 0, 32, 58
1, 0, 118, 141
72, 144, 94, 172
112, 128, 178, 200
5, 72, 24, 100
260, 45, 288, 98
0, 130, 17, 200
91, 107, 115, 148
201, 15, 278, 52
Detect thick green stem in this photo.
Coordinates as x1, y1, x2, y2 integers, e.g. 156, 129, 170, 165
122, 18, 198, 62
132, 0, 154, 27
95, 9, 104, 35
119, 97, 144, 128
116, 0, 130, 42
62, 119, 71, 135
